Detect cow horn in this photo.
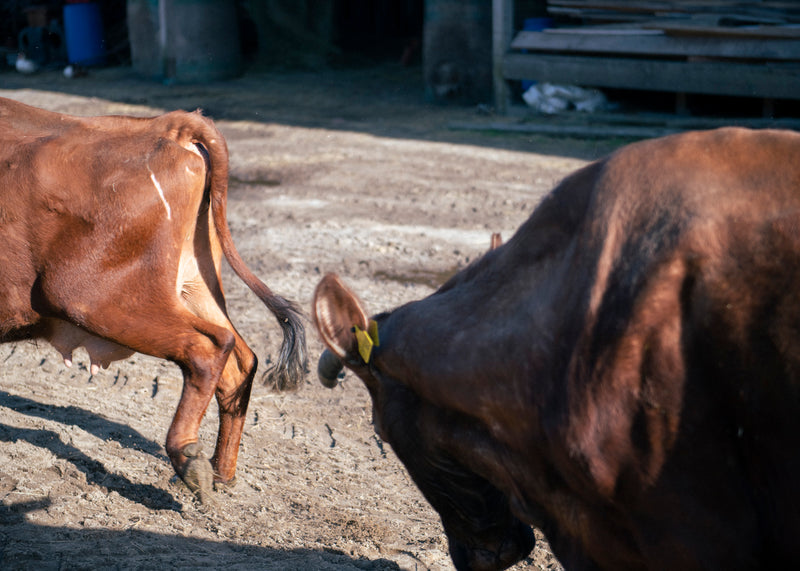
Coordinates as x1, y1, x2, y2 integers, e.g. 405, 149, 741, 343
317, 349, 344, 388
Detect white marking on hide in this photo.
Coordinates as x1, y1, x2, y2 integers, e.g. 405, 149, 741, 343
148, 167, 172, 220
176, 248, 231, 328
181, 141, 203, 157
185, 165, 195, 176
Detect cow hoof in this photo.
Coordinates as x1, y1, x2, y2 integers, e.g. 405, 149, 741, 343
213, 476, 237, 492
180, 443, 215, 504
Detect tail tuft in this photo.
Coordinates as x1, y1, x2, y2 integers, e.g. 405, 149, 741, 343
261, 297, 308, 391
196, 113, 308, 391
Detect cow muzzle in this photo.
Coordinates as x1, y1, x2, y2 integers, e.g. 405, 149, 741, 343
317, 349, 344, 388
448, 521, 535, 571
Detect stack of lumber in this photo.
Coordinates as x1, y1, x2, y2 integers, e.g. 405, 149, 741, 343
503, 0, 800, 101
547, 1, 800, 27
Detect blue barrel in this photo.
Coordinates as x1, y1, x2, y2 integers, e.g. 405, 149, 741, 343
63, 2, 106, 66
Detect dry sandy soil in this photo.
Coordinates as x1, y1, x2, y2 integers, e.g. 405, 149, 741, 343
0, 63, 630, 570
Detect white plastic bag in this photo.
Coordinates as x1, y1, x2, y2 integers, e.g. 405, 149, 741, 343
523, 83, 609, 114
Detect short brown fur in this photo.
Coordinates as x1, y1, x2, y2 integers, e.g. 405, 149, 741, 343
314, 128, 800, 569
0, 97, 306, 503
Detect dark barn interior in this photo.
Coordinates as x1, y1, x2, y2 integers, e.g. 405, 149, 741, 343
1, 1, 799, 132
1, 1, 427, 72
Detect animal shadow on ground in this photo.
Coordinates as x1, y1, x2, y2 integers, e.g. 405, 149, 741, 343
0, 391, 404, 570
0, 500, 402, 570
0, 391, 179, 511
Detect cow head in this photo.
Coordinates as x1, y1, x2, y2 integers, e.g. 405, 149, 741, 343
313, 273, 535, 571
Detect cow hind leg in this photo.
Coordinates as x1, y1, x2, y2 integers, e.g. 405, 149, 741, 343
53, 298, 238, 503
176, 277, 258, 490
161, 316, 239, 504
210, 331, 257, 488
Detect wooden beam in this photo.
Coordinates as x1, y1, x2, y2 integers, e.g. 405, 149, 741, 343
546, 1, 680, 13
649, 22, 800, 39
502, 52, 800, 99
511, 30, 800, 60
450, 120, 682, 139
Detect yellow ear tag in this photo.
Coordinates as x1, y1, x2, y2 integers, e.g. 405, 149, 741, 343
353, 319, 380, 363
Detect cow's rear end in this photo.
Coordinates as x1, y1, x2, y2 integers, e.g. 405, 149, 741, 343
0, 97, 306, 503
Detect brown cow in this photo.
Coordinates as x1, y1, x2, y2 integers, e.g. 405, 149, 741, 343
313, 128, 800, 569
0, 97, 306, 503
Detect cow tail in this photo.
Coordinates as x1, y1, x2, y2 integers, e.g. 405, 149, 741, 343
196, 116, 307, 390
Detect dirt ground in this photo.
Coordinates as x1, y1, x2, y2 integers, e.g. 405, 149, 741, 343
0, 63, 630, 570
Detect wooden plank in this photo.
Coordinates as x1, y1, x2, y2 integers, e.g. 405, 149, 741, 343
502, 52, 800, 99
546, 1, 683, 13
547, 0, 800, 13
546, 1, 800, 21
546, 8, 672, 22
452, 114, 800, 137
450, 120, 683, 139
511, 29, 800, 60
646, 22, 800, 39
538, 28, 665, 35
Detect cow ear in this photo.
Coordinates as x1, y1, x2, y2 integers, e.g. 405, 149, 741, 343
313, 274, 369, 360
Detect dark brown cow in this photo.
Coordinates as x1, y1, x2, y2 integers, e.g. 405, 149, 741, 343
0, 97, 306, 503
313, 128, 800, 570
